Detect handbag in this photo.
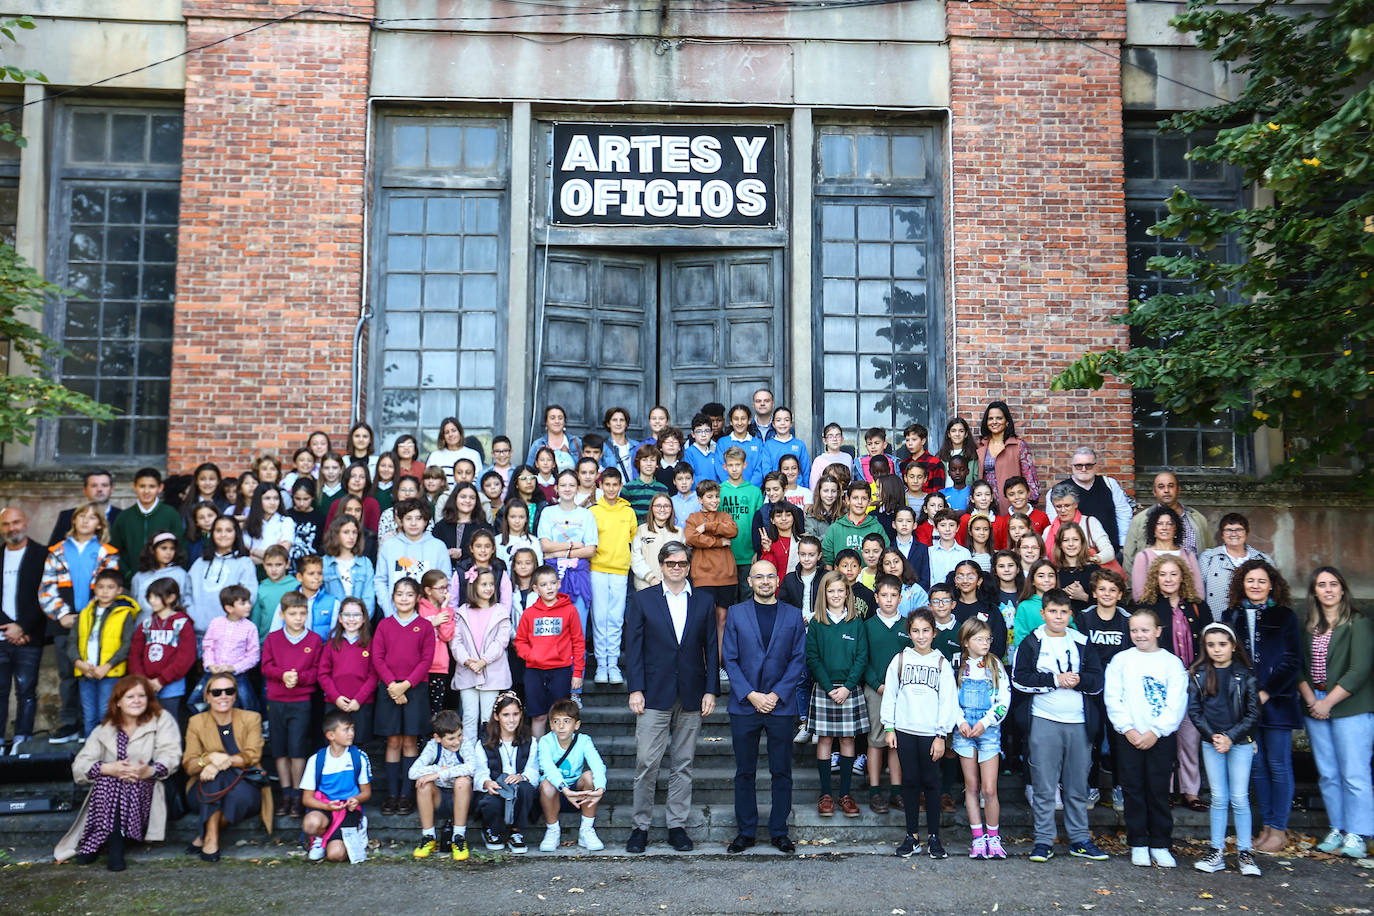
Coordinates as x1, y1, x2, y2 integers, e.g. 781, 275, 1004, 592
194, 766, 271, 803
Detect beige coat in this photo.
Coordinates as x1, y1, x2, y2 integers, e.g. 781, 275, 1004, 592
53, 710, 182, 861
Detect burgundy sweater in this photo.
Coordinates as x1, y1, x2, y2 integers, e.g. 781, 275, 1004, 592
128, 611, 197, 687
319, 637, 380, 705
261, 629, 324, 703
371, 613, 436, 687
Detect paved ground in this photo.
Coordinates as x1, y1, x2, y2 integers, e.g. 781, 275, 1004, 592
2, 838, 1370, 915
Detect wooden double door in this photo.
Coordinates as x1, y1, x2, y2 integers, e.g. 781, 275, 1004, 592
536, 248, 785, 437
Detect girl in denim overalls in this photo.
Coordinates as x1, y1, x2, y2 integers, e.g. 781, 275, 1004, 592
952, 618, 1011, 859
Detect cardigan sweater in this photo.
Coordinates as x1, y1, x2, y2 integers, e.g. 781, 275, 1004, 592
1300, 614, 1374, 718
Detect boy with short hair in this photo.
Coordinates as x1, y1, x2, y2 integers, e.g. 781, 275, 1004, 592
301, 709, 373, 863
108, 467, 185, 583
1012, 589, 1108, 863
269, 555, 338, 638
410, 708, 476, 861
683, 413, 720, 484
374, 498, 453, 617
580, 433, 605, 466
263, 591, 324, 817
820, 481, 888, 568
484, 435, 515, 490
863, 574, 912, 812
513, 566, 586, 735
670, 465, 700, 526
928, 509, 972, 587
683, 481, 739, 681
890, 506, 932, 591
701, 402, 726, 441
201, 583, 260, 710
928, 584, 961, 661
1075, 569, 1132, 811
940, 456, 972, 513
856, 428, 898, 484
70, 568, 139, 737
588, 468, 637, 685
834, 549, 876, 619
897, 424, 945, 493
992, 477, 1051, 549
620, 445, 669, 523
536, 697, 607, 852
252, 544, 299, 640
716, 448, 763, 601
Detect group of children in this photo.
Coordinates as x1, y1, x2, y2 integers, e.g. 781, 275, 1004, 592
33, 408, 1279, 871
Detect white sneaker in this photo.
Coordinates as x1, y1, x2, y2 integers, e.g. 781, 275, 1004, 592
594, 667, 610, 684
540, 824, 561, 852
608, 666, 624, 685
794, 723, 811, 744
1340, 832, 1369, 859
718, 667, 730, 685
1316, 827, 1345, 853
1131, 846, 1150, 867
1150, 848, 1177, 868
1112, 786, 1124, 811
8, 736, 27, 756
578, 825, 605, 851
1054, 786, 1063, 810
852, 753, 867, 775
308, 836, 326, 861
1087, 787, 1101, 808
1025, 785, 1035, 807
830, 751, 841, 771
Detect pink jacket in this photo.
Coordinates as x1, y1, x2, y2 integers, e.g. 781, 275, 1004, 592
417, 597, 457, 676
448, 603, 512, 691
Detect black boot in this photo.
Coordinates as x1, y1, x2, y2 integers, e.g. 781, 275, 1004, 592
106, 831, 126, 872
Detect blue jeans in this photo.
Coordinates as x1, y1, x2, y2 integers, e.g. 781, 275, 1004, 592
1251, 727, 1294, 830
0, 643, 43, 738
1200, 740, 1256, 851
731, 711, 795, 839
1306, 693, 1374, 836
78, 677, 117, 737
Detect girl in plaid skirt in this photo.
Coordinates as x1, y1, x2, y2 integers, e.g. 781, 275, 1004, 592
805, 571, 870, 818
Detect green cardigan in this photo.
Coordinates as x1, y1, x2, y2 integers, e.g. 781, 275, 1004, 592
862, 613, 911, 689
806, 614, 868, 692
1301, 614, 1374, 718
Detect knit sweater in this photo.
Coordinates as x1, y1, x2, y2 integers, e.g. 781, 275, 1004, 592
318, 636, 379, 705
862, 612, 912, 689
260, 628, 323, 703
371, 611, 437, 687
805, 614, 869, 691
108, 502, 184, 583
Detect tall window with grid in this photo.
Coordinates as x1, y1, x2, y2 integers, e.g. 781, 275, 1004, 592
1125, 125, 1246, 471
47, 105, 182, 461
813, 125, 944, 444
372, 116, 507, 454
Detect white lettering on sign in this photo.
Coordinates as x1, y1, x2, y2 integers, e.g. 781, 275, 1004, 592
734, 136, 767, 174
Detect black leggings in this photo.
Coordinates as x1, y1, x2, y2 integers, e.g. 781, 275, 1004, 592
895, 732, 942, 839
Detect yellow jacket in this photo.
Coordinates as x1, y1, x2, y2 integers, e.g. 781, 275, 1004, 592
589, 498, 638, 575
70, 594, 139, 678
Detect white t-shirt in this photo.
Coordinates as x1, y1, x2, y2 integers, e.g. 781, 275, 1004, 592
1031, 633, 1086, 724
2, 546, 23, 622
299, 747, 373, 793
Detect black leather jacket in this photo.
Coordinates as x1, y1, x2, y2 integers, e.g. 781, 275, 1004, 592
1187, 663, 1261, 744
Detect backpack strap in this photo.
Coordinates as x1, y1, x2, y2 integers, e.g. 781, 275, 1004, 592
311, 747, 329, 791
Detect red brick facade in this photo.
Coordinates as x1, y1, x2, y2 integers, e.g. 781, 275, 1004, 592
946, 0, 1134, 482
168, 3, 374, 471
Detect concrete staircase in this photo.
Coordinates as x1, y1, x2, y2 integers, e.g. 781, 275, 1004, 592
0, 676, 1332, 857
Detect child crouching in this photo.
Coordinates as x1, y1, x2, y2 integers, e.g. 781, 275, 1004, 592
300, 709, 372, 863
475, 691, 540, 854
537, 698, 606, 852
410, 709, 475, 862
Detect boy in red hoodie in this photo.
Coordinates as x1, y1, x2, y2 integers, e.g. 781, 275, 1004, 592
513, 565, 585, 737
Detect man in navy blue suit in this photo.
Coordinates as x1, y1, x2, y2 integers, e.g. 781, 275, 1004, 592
623, 541, 720, 854
722, 559, 806, 854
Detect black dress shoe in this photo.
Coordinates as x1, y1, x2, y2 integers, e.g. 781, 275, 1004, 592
726, 834, 756, 854
74, 852, 99, 865
198, 850, 221, 863
770, 835, 796, 854
667, 827, 694, 852
625, 828, 648, 854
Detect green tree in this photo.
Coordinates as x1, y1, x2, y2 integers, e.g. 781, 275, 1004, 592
0, 15, 113, 446
1054, 0, 1374, 482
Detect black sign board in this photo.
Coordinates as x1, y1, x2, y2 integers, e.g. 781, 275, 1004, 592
551, 123, 777, 227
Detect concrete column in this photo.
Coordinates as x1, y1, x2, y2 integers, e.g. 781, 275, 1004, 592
505, 102, 532, 444
789, 107, 813, 439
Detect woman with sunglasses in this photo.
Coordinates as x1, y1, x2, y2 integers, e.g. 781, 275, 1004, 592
182, 673, 267, 862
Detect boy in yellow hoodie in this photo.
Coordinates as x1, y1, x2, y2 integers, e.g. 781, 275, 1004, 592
71, 568, 139, 737
589, 468, 638, 686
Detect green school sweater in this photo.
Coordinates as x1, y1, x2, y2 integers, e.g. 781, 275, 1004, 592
820, 514, 888, 567
863, 613, 912, 689
718, 480, 763, 566
933, 616, 960, 662
805, 614, 869, 691
108, 502, 185, 583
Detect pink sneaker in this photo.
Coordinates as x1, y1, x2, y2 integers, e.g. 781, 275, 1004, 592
985, 834, 1006, 859
970, 835, 987, 858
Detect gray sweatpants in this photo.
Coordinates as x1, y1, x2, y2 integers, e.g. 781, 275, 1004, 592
1029, 716, 1091, 847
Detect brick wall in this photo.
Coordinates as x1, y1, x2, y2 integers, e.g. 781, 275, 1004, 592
168, 4, 374, 472
945, 0, 1135, 486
